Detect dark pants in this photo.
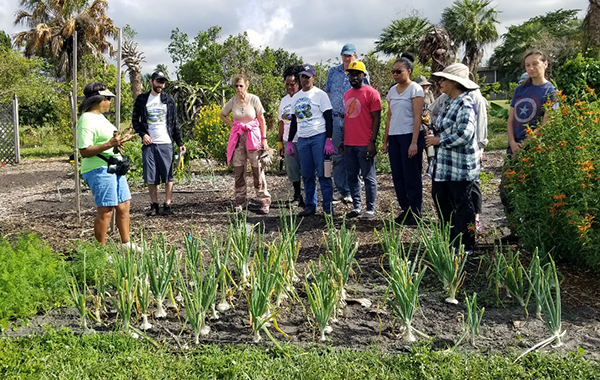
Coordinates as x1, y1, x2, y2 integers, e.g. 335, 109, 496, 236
388, 132, 425, 214
472, 180, 482, 214
432, 179, 476, 251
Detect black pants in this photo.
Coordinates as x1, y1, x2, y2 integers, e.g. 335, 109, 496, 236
432, 180, 476, 251
472, 180, 482, 214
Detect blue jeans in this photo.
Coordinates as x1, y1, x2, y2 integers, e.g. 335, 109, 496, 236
388, 132, 425, 214
332, 116, 349, 196
298, 132, 333, 213
344, 146, 377, 212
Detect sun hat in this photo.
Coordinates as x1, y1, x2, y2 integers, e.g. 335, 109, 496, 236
347, 61, 366, 74
340, 44, 357, 55
414, 75, 432, 86
299, 64, 316, 78
98, 89, 116, 97
432, 63, 479, 91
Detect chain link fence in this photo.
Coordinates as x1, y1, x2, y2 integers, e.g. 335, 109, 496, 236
0, 96, 19, 164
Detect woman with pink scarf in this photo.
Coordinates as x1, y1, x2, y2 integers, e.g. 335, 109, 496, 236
220, 74, 271, 214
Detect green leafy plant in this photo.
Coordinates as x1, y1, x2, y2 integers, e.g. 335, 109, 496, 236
111, 244, 138, 333
202, 229, 234, 316
463, 293, 485, 347
193, 103, 230, 163
229, 213, 255, 288
493, 245, 527, 307
278, 205, 301, 298
0, 234, 68, 329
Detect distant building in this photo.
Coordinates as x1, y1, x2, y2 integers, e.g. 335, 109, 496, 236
477, 67, 497, 84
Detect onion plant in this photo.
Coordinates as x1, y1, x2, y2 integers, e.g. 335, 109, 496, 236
493, 245, 527, 307
184, 226, 202, 268
67, 273, 91, 333
463, 293, 485, 346
91, 269, 108, 324
416, 216, 467, 304
248, 230, 287, 343
145, 234, 177, 318
527, 248, 545, 319
178, 257, 220, 344
229, 213, 255, 288
203, 229, 234, 316
112, 245, 138, 333
375, 212, 405, 258
324, 214, 358, 311
518, 253, 565, 361
278, 205, 301, 289
383, 249, 427, 342
305, 258, 339, 341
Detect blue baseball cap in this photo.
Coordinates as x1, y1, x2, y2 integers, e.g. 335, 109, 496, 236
299, 64, 316, 78
340, 44, 357, 55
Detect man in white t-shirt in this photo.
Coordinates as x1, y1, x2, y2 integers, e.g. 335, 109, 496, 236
132, 71, 186, 216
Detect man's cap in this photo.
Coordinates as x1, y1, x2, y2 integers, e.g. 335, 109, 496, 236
98, 89, 115, 97
299, 64, 316, 78
340, 43, 357, 55
347, 61, 366, 74
151, 71, 168, 81
414, 75, 432, 87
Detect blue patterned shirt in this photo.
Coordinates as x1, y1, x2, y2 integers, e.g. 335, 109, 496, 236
324, 64, 370, 115
434, 92, 480, 182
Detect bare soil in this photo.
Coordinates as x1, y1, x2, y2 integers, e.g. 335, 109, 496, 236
0, 151, 599, 358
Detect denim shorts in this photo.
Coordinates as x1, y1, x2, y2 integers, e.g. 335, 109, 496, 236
82, 167, 131, 207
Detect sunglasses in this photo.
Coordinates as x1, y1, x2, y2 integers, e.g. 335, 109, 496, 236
391, 69, 406, 75
234, 84, 245, 88
104, 96, 113, 101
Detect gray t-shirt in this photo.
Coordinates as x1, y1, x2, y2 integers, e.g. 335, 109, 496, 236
386, 81, 424, 135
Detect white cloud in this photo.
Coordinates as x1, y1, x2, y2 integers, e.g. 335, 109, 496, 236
0, 0, 588, 75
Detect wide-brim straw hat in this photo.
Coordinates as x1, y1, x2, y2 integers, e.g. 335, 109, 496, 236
432, 63, 479, 91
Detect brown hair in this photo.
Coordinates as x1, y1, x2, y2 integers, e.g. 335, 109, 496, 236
232, 73, 249, 87
522, 51, 549, 86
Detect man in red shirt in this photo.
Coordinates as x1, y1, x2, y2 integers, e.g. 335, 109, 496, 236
341, 61, 382, 219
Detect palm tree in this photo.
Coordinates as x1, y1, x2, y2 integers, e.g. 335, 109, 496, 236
121, 25, 145, 98
375, 16, 433, 57
584, 0, 600, 57
441, 0, 499, 75
13, 0, 117, 79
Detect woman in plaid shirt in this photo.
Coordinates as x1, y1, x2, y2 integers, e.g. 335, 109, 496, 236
425, 64, 480, 252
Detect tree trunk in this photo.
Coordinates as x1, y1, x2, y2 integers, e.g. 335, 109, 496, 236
129, 70, 142, 99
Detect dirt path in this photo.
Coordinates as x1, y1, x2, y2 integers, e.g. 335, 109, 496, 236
0, 152, 599, 358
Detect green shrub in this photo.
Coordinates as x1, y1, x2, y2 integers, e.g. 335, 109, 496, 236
0, 234, 69, 328
504, 89, 600, 270
122, 138, 144, 181
555, 55, 600, 100
68, 240, 113, 287
193, 103, 230, 163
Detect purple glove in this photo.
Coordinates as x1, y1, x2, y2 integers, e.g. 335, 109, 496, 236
324, 139, 335, 155
286, 141, 295, 156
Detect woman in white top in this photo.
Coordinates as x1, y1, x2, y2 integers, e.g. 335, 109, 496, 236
277, 65, 304, 207
381, 54, 425, 225
220, 74, 271, 214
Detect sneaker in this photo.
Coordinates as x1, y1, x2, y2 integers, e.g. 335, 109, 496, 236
395, 211, 418, 226
342, 195, 353, 204
298, 208, 316, 217
361, 210, 376, 220
122, 241, 141, 253
146, 202, 159, 216
161, 203, 173, 215
346, 209, 360, 219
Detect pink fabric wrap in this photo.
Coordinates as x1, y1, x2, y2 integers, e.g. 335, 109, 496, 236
226, 118, 262, 165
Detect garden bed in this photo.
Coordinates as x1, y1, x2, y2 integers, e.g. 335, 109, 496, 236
0, 151, 599, 359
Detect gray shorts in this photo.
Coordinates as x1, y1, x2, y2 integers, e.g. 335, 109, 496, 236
142, 144, 174, 184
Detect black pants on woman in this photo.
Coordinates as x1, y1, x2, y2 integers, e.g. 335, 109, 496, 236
431, 179, 476, 251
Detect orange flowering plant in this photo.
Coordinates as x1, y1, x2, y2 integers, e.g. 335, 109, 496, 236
503, 88, 600, 270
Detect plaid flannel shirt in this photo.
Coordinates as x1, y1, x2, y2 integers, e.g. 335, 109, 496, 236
434, 92, 480, 182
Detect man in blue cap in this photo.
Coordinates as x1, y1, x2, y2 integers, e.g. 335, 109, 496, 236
324, 44, 370, 204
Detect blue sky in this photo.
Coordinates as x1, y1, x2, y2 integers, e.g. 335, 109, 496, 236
0, 0, 588, 76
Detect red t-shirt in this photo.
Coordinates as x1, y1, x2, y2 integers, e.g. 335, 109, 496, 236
343, 85, 382, 146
